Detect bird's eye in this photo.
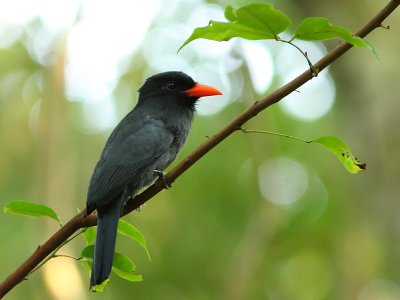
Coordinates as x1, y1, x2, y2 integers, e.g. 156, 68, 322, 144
165, 81, 177, 91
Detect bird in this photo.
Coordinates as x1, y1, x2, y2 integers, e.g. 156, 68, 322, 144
86, 71, 222, 289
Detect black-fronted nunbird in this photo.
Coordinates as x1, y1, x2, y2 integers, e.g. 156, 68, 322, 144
86, 71, 222, 289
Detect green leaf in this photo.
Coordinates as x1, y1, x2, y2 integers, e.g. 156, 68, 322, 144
112, 252, 142, 283
178, 3, 291, 51
118, 219, 151, 260
112, 268, 143, 282
313, 136, 366, 174
112, 252, 136, 272
83, 227, 96, 246
81, 259, 110, 292
3, 200, 61, 225
81, 245, 136, 272
81, 244, 95, 258
91, 278, 109, 293
81, 245, 142, 287
294, 17, 375, 53
224, 5, 236, 22
81, 259, 92, 276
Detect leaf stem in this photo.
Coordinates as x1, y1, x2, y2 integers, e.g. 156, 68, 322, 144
53, 254, 82, 261
240, 128, 312, 143
280, 39, 319, 76
28, 229, 85, 275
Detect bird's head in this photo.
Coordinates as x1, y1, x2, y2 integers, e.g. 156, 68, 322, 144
138, 71, 222, 110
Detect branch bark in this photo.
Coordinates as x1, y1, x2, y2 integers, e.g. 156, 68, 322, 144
1, 0, 399, 297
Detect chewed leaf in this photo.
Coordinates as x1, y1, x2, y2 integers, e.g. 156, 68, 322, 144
239, 129, 366, 174
118, 219, 151, 260
313, 136, 366, 174
294, 17, 376, 55
179, 3, 291, 51
4, 200, 61, 225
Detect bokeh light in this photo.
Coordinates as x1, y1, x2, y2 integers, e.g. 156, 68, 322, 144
43, 253, 85, 300
276, 40, 336, 121
280, 71, 336, 121
241, 40, 274, 94
270, 250, 332, 300
258, 157, 308, 205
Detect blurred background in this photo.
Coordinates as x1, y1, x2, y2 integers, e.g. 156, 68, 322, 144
1, 0, 399, 299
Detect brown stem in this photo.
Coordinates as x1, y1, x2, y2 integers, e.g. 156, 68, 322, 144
1, 0, 399, 297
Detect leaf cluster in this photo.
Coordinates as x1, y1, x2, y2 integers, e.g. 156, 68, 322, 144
3, 201, 149, 291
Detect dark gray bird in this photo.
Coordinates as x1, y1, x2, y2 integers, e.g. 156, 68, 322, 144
86, 71, 222, 289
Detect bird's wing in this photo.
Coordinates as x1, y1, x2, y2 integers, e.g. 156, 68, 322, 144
87, 119, 174, 209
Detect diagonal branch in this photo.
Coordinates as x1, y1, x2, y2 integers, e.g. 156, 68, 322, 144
1, 0, 399, 297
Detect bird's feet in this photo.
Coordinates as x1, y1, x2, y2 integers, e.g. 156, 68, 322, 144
154, 169, 171, 189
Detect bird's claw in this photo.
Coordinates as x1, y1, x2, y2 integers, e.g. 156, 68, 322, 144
154, 169, 171, 189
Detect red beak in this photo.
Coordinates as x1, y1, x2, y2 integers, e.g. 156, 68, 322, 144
184, 83, 223, 98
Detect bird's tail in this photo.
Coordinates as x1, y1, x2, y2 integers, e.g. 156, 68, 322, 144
90, 197, 122, 289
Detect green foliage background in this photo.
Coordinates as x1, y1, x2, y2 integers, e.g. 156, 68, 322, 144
1, 0, 400, 299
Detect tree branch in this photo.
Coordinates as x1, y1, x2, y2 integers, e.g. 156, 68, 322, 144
1, 0, 399, 297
